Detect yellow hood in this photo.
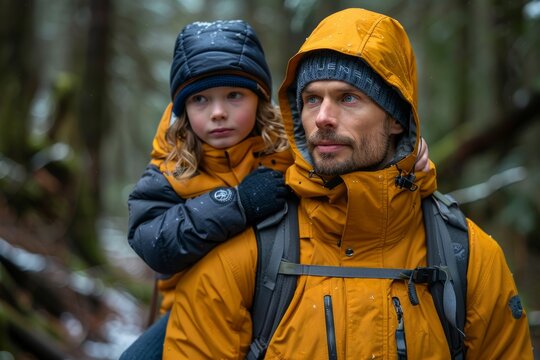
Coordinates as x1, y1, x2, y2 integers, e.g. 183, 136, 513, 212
278, 8, 421, 179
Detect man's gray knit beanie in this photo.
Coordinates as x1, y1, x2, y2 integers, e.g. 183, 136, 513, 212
296, 50, 410, 131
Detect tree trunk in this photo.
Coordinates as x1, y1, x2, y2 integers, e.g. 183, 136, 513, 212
68, 0, 113, 265
0, 0, 37, 162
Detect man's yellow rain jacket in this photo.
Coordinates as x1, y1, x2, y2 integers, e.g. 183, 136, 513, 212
164, 8, 533, 359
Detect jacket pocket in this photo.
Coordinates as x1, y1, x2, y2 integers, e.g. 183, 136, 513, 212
324, 295, 337, 360
392, 297, 407, 360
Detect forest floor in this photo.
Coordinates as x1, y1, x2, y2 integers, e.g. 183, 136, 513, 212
0, 207, 153, 360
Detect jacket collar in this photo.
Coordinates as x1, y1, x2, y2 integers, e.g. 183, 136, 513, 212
287, 159, 437, 250
165, 136, 267, 198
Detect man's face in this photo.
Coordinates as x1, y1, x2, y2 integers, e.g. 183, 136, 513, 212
300, 80, 404, 176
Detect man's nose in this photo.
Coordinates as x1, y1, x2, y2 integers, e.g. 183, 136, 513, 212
315, 99, 337, 128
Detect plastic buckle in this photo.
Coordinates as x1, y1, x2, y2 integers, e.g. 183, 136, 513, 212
411, 267, 446, 284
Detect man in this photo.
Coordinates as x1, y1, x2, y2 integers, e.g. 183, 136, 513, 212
163, 8, 533, 359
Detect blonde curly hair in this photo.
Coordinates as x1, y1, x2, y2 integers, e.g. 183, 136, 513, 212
165, 99, 289, 179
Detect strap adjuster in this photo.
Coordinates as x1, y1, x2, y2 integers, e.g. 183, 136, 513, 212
411, 267, 448, 284
248, 338, 266, 359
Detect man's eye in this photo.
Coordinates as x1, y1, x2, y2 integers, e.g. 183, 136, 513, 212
342, 94, 358, 103
304, 96, 318, 104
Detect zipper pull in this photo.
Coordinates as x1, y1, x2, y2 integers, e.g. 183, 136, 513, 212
324, 295, 338, 360
392, 297, 407, 360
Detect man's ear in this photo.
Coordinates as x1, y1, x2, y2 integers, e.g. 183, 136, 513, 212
389, 118, 404, 135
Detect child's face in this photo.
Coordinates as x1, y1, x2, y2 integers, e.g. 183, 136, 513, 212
185, 87, 258, 149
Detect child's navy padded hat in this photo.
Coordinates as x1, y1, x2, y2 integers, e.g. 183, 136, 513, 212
170, 20, 272, 116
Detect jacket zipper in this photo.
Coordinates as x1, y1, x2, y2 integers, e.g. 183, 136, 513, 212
392, 297, 407, 360
324, 295, 338, 360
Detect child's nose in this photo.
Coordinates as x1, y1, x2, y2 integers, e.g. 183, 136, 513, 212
211, 101, 227, 121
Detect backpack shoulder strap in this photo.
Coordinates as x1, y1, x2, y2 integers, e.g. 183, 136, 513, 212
247, 196, 299, 360
422, 191, 469, 360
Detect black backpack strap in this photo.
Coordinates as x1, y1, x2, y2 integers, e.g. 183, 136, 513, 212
279, 262, 451, 308
279, 262, 444, 281
247, 196, 299, 360
423, 191, 469, 360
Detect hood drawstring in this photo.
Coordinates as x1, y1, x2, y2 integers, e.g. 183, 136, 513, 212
395, 138, 423, 192
395, 167, 418, 191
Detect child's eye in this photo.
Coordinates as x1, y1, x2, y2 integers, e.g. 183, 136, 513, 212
228, 91, 243, 100
189, 94, 207, 104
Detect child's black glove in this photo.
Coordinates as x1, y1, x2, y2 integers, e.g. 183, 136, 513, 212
237, 167, 288, 224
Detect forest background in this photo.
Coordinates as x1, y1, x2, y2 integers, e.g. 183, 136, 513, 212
1, 0, 539, 359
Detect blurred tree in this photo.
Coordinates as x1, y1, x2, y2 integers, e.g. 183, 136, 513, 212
67, 0, 113, 266
0, 0, 37, 163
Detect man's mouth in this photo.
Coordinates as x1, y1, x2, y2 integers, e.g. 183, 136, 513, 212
308, 130, 353, 155
315, 143, 343, 153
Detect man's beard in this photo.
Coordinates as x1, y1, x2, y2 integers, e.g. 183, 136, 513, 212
306, 127, 392, 177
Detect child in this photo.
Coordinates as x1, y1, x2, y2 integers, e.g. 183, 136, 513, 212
121, 19, 292, 360
122, 19, 431, 359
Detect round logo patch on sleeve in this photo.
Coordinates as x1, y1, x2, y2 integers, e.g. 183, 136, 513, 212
210, 188, 235, 204
508, 295, 523, 319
